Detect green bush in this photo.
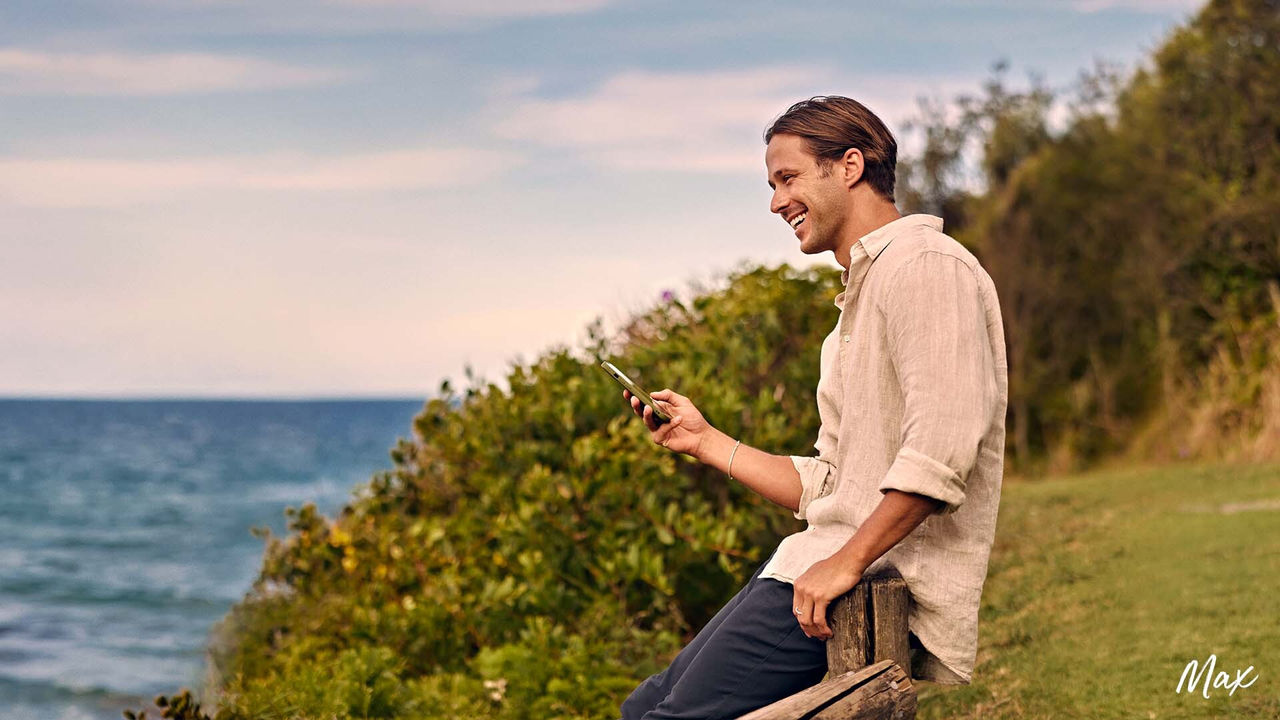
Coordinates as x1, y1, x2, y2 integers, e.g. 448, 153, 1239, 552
151, 264, 839, 719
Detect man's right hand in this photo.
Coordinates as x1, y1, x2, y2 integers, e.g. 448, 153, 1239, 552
623, 388, 710, 459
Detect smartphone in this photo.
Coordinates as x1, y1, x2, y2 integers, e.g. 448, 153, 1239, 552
599, 360, 672, 424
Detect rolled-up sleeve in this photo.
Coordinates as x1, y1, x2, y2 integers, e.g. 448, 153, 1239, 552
877, 252, 998, 515
790, 455, 835, 520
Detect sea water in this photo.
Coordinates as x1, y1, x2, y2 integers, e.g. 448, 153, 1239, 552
0, 399, 424, 720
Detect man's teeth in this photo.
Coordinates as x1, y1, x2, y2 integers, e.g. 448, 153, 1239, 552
790, 213, 807, 229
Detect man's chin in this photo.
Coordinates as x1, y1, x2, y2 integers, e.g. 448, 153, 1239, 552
797, 236, 827, 255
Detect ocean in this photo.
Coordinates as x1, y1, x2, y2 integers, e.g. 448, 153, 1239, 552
0, 399, 425, 720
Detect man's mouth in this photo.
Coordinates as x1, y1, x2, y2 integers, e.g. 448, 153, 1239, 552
789, 213, 807, 229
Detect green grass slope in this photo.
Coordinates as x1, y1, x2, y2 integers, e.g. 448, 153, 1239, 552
919, 461, 1280, 719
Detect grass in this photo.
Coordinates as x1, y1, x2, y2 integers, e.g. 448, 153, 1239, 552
915, 460, 1280, 719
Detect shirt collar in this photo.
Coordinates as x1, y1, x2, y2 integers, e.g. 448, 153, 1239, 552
839, 213, 944, 286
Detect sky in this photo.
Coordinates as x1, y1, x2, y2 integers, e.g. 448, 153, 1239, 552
1, 0, 1202, 398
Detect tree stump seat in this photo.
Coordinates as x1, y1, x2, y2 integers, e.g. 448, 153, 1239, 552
735, 571, 917, 720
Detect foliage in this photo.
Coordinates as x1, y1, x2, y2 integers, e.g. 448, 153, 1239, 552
136, 264, 841, 719
898, 0, 1280, 471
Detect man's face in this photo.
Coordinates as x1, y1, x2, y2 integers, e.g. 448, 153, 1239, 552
766, 133, 849, 256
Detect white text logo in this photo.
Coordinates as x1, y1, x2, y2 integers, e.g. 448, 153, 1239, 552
1176, 654, 1257, 698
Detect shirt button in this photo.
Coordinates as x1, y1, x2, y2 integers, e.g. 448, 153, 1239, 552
842, 335, 851, 343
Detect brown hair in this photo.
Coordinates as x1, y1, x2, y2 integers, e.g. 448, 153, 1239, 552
764, 96, 898, 203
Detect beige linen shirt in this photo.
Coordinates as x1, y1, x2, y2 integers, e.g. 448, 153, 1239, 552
759, 213, 1008, 685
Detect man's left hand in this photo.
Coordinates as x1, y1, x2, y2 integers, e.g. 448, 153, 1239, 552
791, 553, 862, 640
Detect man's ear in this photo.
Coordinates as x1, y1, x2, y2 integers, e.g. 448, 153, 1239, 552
841, 147, 865, 189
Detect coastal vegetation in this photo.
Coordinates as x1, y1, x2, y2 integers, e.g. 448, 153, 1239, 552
131, 1, 1279, 717
895, 0, 1280, 472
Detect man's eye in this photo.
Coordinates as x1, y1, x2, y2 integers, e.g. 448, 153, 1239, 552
783, 174, 795, 182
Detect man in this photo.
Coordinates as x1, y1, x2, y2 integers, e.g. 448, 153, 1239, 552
619, 96, 1008, 719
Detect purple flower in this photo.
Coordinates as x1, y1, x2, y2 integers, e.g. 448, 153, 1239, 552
661, 289, 675, 303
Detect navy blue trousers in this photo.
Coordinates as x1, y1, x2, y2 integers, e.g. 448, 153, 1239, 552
619, 554, 829, 719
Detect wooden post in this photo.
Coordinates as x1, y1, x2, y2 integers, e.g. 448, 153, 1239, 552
732, 571, 917, 720
828, 571, 911, 678
826, 579, 870, 676
869, 574, 911, 675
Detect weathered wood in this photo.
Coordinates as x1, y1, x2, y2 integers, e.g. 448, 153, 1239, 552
810, 662, 914, 720
734, 572, 917, 720
735, 660, 914, 720
826, 580, 870, 676
869, 576, 911, 676
827, 571, 911, 678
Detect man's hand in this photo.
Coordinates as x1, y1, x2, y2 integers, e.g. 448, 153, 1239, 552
622, 388, 711, 458
791, 553, 863, 641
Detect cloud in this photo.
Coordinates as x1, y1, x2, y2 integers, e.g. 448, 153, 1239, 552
495, 67, 974, 173
128, 0, 616, 33
1068, 0, 1201, 12
328, 0, 613, 17
0, 48, 349, 96
494, 66, 838, 173
0, 147, 509, 207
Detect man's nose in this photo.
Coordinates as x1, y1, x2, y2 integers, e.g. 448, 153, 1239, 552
770, 187, 788, 215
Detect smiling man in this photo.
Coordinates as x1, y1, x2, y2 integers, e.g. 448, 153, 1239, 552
619, 96, 1008, 719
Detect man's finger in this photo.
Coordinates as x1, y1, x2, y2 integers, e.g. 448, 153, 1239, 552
654, 417, 682, 445
793, 593, 814, 636
654, 389, 680, 405
813, 599, 832, 638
